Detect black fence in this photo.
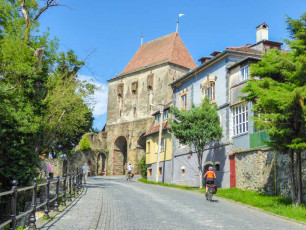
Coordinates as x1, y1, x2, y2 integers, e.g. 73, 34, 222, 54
0, 168, 83, 230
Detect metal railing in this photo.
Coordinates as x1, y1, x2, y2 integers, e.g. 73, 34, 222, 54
0, 168, 83, 230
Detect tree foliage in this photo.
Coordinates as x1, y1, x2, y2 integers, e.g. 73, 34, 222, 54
170, 97, 222, 188
0, 0, 95, 189
242, 13, 306, 205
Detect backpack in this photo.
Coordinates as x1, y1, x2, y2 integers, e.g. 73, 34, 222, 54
212, 185, 217, 194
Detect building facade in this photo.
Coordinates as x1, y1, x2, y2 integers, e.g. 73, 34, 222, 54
145, 103, 173, 183
104, 33, 197, 175
169, 23, 282, 188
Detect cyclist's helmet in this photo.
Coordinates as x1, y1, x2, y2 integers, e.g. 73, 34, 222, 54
209, 166, 213, 171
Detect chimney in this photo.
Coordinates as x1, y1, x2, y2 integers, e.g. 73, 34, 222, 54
256, 22, 269, 42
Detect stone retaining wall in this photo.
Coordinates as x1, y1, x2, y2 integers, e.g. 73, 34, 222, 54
235, 149, 306, 201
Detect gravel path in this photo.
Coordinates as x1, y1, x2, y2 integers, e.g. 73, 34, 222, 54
39, 176, 306, 230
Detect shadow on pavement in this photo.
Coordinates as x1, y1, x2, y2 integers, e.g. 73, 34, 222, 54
38, 187, 88, 230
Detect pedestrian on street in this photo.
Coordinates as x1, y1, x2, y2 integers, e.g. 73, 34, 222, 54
82, 163, 89, 184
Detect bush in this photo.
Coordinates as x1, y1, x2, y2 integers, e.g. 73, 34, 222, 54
137, 156, 147, 179
79, 135, 91, 151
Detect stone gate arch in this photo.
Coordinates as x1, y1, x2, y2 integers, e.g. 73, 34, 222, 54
113, 136, 127, 175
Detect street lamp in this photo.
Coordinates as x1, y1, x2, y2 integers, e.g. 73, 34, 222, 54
150, 103, 165, 182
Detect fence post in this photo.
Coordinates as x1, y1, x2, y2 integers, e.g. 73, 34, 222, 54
29, 178, 37, 230
68, 173, 72, 202
76, 168, 79, 195
9, 180, 18, 230
72, 172, 76, 198
79, 169, 82, 190
63, 174, 67, 206
80, 170, 83, 188
54, 175, 60, 212
44, 176, 50, 219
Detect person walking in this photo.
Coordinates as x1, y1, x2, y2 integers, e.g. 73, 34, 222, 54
82, 163, 89, 184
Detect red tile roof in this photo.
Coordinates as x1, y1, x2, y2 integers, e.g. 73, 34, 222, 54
145, 121, 169, 136
118, 33, 197, 77
226, 46, 262, 54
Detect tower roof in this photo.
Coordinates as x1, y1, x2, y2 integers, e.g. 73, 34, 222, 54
117, 32, 197, 78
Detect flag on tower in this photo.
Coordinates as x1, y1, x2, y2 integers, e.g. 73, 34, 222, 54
176, 14, 185, 33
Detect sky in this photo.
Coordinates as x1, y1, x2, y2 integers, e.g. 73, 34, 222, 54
38, 0, 305, 130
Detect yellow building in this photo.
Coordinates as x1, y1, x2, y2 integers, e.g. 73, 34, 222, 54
145, 102, 173, 182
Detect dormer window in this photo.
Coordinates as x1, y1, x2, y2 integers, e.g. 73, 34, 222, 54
241, 65, 249, 81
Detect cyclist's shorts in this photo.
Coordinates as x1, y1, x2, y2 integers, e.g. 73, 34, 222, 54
206, 178, 214, 184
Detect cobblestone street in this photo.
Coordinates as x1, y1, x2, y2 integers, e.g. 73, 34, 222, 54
39, 176, 306, 230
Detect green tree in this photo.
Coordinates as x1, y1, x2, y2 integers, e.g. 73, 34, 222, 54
0, 0, 95, 189
170, 97, 222, 188
243, 13, 306, 205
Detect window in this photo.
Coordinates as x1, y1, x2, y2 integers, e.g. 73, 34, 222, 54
215, 162, 220, 171
158, 167, 162, 175
117, 83, 124, 97
131, 81, 138, 94
148, 168, 152, 176
163, 110, 169, 121
181, 166, 186, 176
203, 81, 215, 101
160, 137, 164, 151
133, 107, 136, 116
147, 73, 154, 90
232, 103, 249, 136
241, 65, 249, 81
146, 141, 150, 154
155, 114, 160, 124
119, 110, 122, 117
181, 94, 187, 110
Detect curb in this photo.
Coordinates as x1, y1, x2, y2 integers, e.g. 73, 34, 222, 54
215, 195, 306, 227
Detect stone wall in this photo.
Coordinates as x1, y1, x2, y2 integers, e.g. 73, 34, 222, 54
235, 149, 306, 201
105, 117, 154, 175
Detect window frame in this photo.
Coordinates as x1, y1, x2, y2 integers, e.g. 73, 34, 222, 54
232, 103, 249, 136
202, 81, 216, 101
180, 93, 187, 110
241, 65, 249, 81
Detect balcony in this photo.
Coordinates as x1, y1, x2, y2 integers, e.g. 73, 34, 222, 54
249, 131, 270, 149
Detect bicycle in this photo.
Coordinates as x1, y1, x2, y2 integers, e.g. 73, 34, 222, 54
126, 172, 133, 181
206, 184, 215, 202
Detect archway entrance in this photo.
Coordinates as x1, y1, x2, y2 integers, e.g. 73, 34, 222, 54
114, 136, 127, 175
97, 153, 106, 175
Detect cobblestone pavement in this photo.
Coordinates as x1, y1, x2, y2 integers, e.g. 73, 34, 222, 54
40, 176, 306, 230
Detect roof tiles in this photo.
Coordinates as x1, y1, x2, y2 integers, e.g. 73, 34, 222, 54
118, 33, 197, 77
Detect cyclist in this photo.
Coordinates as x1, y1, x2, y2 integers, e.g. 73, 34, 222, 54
203, 166, 216, 195
127, 163, 133, 180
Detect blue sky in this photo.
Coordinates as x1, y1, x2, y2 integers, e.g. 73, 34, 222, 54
38, 0, 305, 130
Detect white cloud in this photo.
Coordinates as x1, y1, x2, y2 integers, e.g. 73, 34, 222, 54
78, 75, 108, 116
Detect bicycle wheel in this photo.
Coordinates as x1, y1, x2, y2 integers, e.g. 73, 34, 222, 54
208, 188, 213, 202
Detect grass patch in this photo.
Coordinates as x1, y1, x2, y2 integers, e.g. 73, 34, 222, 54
138, 178, 201, 191
216, 188, 306, 223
